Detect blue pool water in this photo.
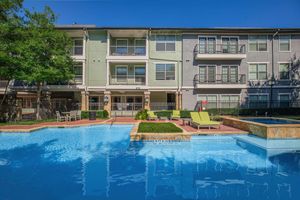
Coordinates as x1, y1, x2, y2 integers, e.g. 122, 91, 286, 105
1, 125, 300, 200
241, 117, 300, 124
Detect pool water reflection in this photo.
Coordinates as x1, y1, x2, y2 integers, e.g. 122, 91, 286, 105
0, 125, 300, 200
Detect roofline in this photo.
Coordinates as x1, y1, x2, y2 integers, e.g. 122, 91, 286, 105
55, 25, 300, 32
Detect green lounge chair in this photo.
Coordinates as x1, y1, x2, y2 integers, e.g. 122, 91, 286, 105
199, 112, 220, 129
190, 112, 220, 130
171, 110, 180, 120
147, 111, 158, 120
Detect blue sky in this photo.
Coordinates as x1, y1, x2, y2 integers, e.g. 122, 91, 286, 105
24, 0, 300, 28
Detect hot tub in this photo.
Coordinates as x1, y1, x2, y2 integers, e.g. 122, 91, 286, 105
222, 116, 300, 139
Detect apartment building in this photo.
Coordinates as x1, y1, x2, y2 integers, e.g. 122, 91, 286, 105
2, 26, 300, 116
182, 28, 300, 110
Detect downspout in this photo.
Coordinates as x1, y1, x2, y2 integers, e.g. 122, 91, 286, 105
270, 29, 279, 115
84, 28, 89, 110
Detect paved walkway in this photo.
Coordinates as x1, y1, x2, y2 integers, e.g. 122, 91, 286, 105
0, 117, 247, 134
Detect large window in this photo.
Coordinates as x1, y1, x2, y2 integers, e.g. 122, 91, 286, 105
279, 63, 290, 80
155, 63, 175, 80
199, 65, 216, 83
116, 39, 128, 55
279, 35, 291, 52
249, 35, 268, 51
248, 95, 268, 108
222, 66, 238, 83
156, 35, 176, 51
199, 36, 216, 53
221, 95, 240, 108
221, 37, 238, 53
278, 94, 290, 108
248, 63, 267, 80
74, 62, 83, 84
134, 66, 146, 83
116, 66, 128, 82
134, 39, 146, 55
72, 38, 83, 55
197, 95, 218, 109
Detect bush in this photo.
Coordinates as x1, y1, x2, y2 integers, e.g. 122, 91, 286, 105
138, 122, 183, 133
135, 109, 148, 120
81, 110, 109, 119
154, 110, 172, 118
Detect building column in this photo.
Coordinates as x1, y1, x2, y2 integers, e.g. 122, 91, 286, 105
104, 91, 111, 116
81, 91, 89, 111
144, 91, 151, 110
176, 91, 182, 110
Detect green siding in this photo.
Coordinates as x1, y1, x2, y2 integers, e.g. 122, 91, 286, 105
148, 33, 182, 87
86, 30, 107, 87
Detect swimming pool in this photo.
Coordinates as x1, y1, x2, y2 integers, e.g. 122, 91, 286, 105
1, 125, 300, 200
241, 117, 300, 124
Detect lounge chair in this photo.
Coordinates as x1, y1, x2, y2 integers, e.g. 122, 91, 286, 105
56, 111, 69, 122
147, 111, 158, 120
171, 110, 181, 120
190, 112, 220, 130
199, 112, 220, 129
69, 110, 77, 121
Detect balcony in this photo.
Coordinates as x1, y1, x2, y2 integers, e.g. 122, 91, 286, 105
109, 75, 146, 85
194, 44, 246, 60
194, 74, 246, 89
110, 45, 146, 56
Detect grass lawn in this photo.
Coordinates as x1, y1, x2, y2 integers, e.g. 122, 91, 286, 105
138, 122, 183, 133
0, 119, 56, 126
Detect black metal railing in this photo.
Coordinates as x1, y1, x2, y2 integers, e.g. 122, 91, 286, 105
150, 102, 176, 110
194, 74, 246, 85
195, 44, 246, 54
109, 75, 146, 85
111, 103, 143, 111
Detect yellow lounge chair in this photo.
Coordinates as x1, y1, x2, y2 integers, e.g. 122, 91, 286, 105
190, 112, 220, 130
171, 110, 180, 120
147, 111, 158, 120
199, 112, 220, 129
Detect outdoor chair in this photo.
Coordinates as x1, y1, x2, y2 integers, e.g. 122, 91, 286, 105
190, 112, 220, 130
69, 110, 78, 121
147, 111, 158, 120
76, 110, 81, 120
171, 110, 181, 120
56, 111, 69, 122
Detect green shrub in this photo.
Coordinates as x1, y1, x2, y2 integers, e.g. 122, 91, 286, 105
81, 110, 109, 119
138, 122, 182, 133
135, 109, 148, 120
154, 110, 172, 118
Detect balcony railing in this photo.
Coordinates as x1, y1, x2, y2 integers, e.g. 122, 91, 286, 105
195, 44, 246, 54
0, 80, 9, 88
109, 46, 146, 56
109, 75, 146, 85
150, 102, 176, 110
194, 74, 246, 85
112, 103, 143, 111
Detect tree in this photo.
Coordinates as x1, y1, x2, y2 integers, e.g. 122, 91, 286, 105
0, 0, 24, 105
18, 7, 74, 120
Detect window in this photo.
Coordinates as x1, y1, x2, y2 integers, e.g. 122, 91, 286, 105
222, 66, 238, 83
249, 35, 268, 51
279, 63, 290, 80
72, 39, 83, 55
116, 39, 128, 55
221, 95, 240, 108
248, 95, 268, 108
156, 35, 176, 51
134, 66, 146, 83
155, 63, 175, 80
278, 94, 290, 108
199, 36, 216, 53
21, 97, 36, 108
197, 95, 217, 109
116, 66, 128, 82
222, 37, 238, 53
199, 65, 216, 83
134, 39, 146, 55
279, 35, 291, 52
248, 64, 267, 80
74, 62, 83, 84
